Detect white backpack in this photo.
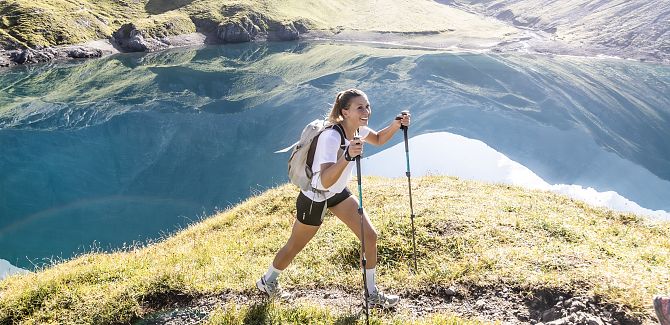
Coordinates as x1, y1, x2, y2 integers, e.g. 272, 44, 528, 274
282, 120, 345, 192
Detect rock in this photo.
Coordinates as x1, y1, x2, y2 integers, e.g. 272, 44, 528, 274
13, 48, 34, 64
516, 313, 529, 322
570, 299, 586, 311
586, 316, 605, 325
66, 47, 102, 59
241, 15, 264, 35
444, 286, 457, 296
272, 23, 299, 41
541, 307, 563, 322
112, 23, 166, 52
1, 45, 105, 66
127, 33, 149, 51
0, 53, 11, 67
10, 48, 54, 64
217, 22, 251, 43
214, 14, 306, 43
475, 299, 486, 309
568, 313, 578, 323
546, 318, 568, 325
112, 24, 147, 52
294, 21, 309, 34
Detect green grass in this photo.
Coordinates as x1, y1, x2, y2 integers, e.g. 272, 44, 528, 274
0, 0, 306, 48
0, 0, 146, 48
1, 176, 668, 324
132, 11, 196, 39
0, 0, 267, 48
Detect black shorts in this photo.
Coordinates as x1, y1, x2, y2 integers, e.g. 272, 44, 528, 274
296, 188, 352, 226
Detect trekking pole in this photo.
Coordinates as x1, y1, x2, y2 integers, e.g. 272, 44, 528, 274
398, 110, 418, 272
354, 136, 370, 325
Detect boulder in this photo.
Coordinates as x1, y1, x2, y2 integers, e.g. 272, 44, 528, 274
294, 21, 309, 34
112, 23, 167, 52
11, 48, 55, 64
13, 48, 34, 64
66, 47, 103, 59
541, 307, 563, 322
215, 15, 306, 43
273, 23, 299, 41
217, 22, 251, 43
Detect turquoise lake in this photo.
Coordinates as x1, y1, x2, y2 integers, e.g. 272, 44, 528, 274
1, 41, 669, 270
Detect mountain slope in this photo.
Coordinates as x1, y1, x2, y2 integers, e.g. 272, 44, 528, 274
0, 177, 668, 324
446, 0, 670, 61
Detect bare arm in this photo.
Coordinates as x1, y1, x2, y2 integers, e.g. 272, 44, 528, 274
319, 139, 363, 188
365, 113, 411, 146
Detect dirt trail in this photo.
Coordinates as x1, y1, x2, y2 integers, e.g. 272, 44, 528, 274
138, 285, 646, 324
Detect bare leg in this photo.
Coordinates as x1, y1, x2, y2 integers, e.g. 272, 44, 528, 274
272, 219, 320, 270
330, 197, 401, 307
329, 196, 378, 268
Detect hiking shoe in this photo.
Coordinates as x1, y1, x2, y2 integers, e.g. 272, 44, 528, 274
655, 295, 670, 325
256, 276, 280, 296
367, 287, 400, 308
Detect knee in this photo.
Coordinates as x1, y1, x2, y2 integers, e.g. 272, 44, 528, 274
366, 228, 378, 244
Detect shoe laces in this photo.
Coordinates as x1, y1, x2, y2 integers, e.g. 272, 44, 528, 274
265, 279, 279, 293
369, 287, 393, 302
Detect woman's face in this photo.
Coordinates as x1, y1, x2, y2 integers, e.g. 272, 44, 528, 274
344, 95, 371, 127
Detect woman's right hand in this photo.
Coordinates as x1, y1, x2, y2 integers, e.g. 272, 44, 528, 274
348, 138, 364, 159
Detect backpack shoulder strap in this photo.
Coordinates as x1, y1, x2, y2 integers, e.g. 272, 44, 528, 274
331, 124, 346, 148
306, 124, 347, 169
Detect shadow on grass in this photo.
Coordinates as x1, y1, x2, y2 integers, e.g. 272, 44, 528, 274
145, 0, 194, 14
334, 314, 362, 325
242, 301, 270, 324
243, 299, 363, 324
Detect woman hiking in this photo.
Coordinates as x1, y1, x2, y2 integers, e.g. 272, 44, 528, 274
257, 88, 410, 308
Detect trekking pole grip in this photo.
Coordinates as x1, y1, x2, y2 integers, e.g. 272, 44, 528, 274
397, 110, 409, 131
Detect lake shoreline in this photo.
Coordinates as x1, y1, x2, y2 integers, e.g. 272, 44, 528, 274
1, 27, 667, 69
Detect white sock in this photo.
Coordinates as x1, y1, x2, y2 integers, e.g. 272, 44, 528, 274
365, 268, 376, 293
264, 264, 282, 283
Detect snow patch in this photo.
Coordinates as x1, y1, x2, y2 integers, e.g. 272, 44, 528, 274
362, 132, 670, 221
1, 259, 29, 281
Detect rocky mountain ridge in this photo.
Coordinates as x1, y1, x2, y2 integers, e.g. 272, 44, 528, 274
0, 0, 668, 67
444, 0, 669, 62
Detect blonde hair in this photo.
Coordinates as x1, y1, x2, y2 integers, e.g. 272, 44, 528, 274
326, 89, 367, 124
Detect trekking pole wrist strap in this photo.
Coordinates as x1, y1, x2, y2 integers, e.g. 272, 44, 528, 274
344, 148, 356, 161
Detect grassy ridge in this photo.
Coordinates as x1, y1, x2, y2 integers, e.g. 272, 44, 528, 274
0, 0, 146, 48
0, 176, 668, 324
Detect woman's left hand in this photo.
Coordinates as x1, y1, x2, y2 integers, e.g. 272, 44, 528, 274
396, 111, 411, 128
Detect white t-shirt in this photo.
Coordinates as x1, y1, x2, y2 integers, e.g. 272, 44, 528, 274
302, 126, 371, 202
